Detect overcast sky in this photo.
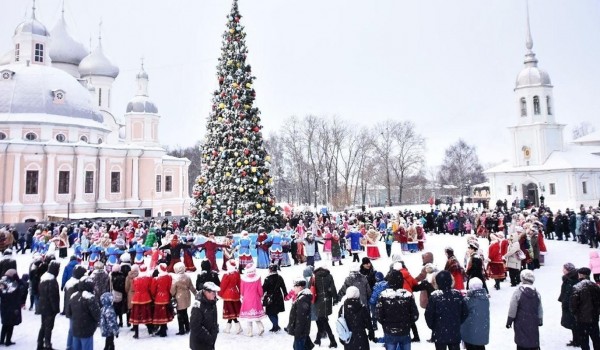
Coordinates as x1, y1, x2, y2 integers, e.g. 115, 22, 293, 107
2, 0, 600, 167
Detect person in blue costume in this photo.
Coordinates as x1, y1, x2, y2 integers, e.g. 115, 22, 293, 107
105, 244, 124, 269
265, 229, 286, 269
88, 244, 104, 270
346, 226, 364, 263
128, 239, 151, 266
233, 231, 254, 271
256, 229, 271, 269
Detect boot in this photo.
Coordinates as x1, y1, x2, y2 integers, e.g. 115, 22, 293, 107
256, 321, 264, 336
176, 314, 186, 335
223, 322, 232, 334
133, 325, 139, 339
329, 339, 338, 348
246, 322, 253, 337
158, 324, 168, 337
233, 322, 243, 334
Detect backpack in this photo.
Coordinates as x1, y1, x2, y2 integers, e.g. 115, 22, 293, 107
336, 304, 352, 345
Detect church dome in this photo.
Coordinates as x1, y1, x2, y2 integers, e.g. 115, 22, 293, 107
0, 63, 104, 123
14, 17, 49, 37
79, 44, 119, 78
126, 95, 158, 114
49, 17, 87, 66
515, 66, 551, 88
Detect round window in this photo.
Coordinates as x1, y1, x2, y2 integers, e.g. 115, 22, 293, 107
25, 132, 37, 141
56, 134, 66, 142
0, 132, 6, 140
80, 135, 88, 143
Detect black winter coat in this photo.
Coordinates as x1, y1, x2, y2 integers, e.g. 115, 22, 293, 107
89, 269, 110, 305
570, 279, 600, 324
377, 288, 419, 336
558, 270, 578, 329
66, 280, 101, 338
37, 261, 60, 316
359, 266, 376, 290
425, 289, 468, 344
339, 298, 373, 349
262, 273, 287, 315
111, 271, 126, 297
190, 293, 219, 350
0, 258, 16, 278
0, 276, 27, 325
195, 271, 220, 292
287, 289, 312, 338
313, 267, 338, 317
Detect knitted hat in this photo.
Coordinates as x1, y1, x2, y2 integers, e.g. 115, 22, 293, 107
563, 263, 576, 273
111, 264, 121, 273
120, 253, 131, 263
345, 286, 360, 299
293, 278, 307, 288
349, 263, 360, 272
520, 269, 535, 285
469, 277, 483, 290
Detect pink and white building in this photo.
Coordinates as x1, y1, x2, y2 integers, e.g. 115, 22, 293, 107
0, 8, 190, 223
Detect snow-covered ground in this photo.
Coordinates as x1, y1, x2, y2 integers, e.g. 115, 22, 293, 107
12, 233, 594, 350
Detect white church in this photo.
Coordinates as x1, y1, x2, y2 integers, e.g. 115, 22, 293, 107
0, 5, 191, 223
485, 9, 600, 210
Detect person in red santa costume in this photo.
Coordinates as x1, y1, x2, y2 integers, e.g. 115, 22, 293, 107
151, 263, 174, 337
219, 259, 243, 335
130, 264, 154, 338
197, 232, 230, 272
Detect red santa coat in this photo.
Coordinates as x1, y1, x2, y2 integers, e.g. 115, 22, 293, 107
218, 271, 241, 301
152, 274, 174, 324
198, 240, 229, 272
487, 240, 506, 280
130, 275, 153, 325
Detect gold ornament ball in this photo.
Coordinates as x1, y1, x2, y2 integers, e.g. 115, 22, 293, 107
229, 28, 235, 33
207, 198, 212, 205
270, 207, 275, 212
218, 103, 225, 109
225, 172, 231, 177
246, 83, 252, 88
259, 190, 264, 195
251, 167, 257, 173
259, 180, 264, 184
244, 160, 249, 165
237, 161, 242, 167
256, 203, 262, 209
232, 82, 239, 88
239, 187, 244, 192
236, 209, 242, 215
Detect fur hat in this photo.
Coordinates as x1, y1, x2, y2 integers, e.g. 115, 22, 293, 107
578, 267, 592, 276
520, 269, 535, 285
391, 252, 404, 263
120, 253, 131, 263
386, 269, 404, 290
202, 281, 220, 292
293, 278, 307, 288
345, 286, 360, 299
468, 277, 483, 290
94, 261, 105, 270
138, 264, 148, 273
111, 264, 121, 273
563, 263, 576, 273
244, 263, 256, 275
349, 262, 361, 272
226, 259, 237, 272
174, 262, 186, 274
158, 263, 168, 273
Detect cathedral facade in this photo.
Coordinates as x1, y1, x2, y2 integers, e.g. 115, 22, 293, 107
0, 7, 190, 223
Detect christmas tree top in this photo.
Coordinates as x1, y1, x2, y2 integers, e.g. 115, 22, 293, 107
189, 0, 281, 235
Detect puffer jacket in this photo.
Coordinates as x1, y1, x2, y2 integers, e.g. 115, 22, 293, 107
190, 292, 219, 350
460, 288, 490, 346
507, 285, 543, 348
505, 240, 523, 270
171, 273, 197, 310
337, 271, 371, 306
89, 269, 110, 305
66, 278, 100, 338
313, 267, 338, 317
38, 260, 60, 316
570, 279, 600, 324
100, 292, 119, 337
287, 288, 312, 338
425, 271, 468, 344
339, 298, 373, 349
377, 287, 419, 336
369, 280, 388, 306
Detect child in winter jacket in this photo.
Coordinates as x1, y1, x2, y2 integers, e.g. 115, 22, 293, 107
100, 292, 120, 350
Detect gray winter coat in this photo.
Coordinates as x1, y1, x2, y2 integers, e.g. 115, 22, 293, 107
507, 285, 543, 348
337, 271, 371, 306
460, 288, 490, 346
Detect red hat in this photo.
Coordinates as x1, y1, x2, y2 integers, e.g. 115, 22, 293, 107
158, 263, 168, 273
139, 264, 148, 272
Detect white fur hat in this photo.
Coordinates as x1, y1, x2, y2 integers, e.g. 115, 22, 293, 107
345, 286, 360, 299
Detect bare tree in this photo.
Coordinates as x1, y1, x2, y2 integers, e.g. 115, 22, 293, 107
438, 139, 487, 198
572, 121, 596, 140
389, 121, 425, 204
373, 121, 398, 206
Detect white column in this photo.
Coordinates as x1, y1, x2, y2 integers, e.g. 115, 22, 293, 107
98, 156, 107, 202
131, 156, 139, 201
10, 154, 21, 205
74, 154, 85, 204
44, 154, 57, 205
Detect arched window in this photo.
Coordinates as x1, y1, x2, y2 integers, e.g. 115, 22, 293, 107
55, 134, 66, 142
546, 96, 552, 115
520, 97, 527, 116
80, 135, 88, 143
25, 132, 38, 141
34, 43, 44, 63
0, 132, 6, 140
533, 96, 540, 115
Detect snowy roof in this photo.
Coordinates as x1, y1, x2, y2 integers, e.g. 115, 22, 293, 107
572, 130, 600, 146
485, 147, 600, 173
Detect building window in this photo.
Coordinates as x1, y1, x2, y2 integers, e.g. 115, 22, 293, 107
165, 175, 173, 192
34, 43, 44, 62
55, 134, 66, 142
582, 181, 587, 195
58, 171, 70, 194
26, 170, 39, 194
97, 138, 103, 144
507, 185, 512, 196
98, 88, 102, 107
14, 43, 19, 62
25, 132, 37, 141
0, 132, 6, 140
85, 171, 94, 193
156, 175, 162, 192
80, 135, 88, 143
111, 172, 120, 193
549, 183, 556, 195
520, 97, 527, 116
546, 96, 552, 115
533, 96, 540, 115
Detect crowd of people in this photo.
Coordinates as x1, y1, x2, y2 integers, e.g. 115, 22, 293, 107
0, 202, 597, 349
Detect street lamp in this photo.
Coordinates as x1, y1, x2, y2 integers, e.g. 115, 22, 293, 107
380, 128, 392, 207
323, 175, 329, 207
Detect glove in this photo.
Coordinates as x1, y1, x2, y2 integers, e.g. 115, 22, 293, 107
368, 330, 375, 341
116, 333, 119, 338
506, 323, 512, 329
539, 321, 543, 327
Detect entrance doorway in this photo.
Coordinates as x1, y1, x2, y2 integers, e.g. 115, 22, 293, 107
523, 183, 539, 207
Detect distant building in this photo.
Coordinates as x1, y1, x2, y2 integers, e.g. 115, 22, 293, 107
485, 8, 600, 210
0, 6, 190, 223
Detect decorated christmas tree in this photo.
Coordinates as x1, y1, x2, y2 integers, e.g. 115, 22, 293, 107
189, 0, 281, 235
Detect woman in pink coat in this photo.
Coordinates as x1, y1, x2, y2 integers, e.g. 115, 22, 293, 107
239, 263, 265, 336
322, 227, 333, 260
